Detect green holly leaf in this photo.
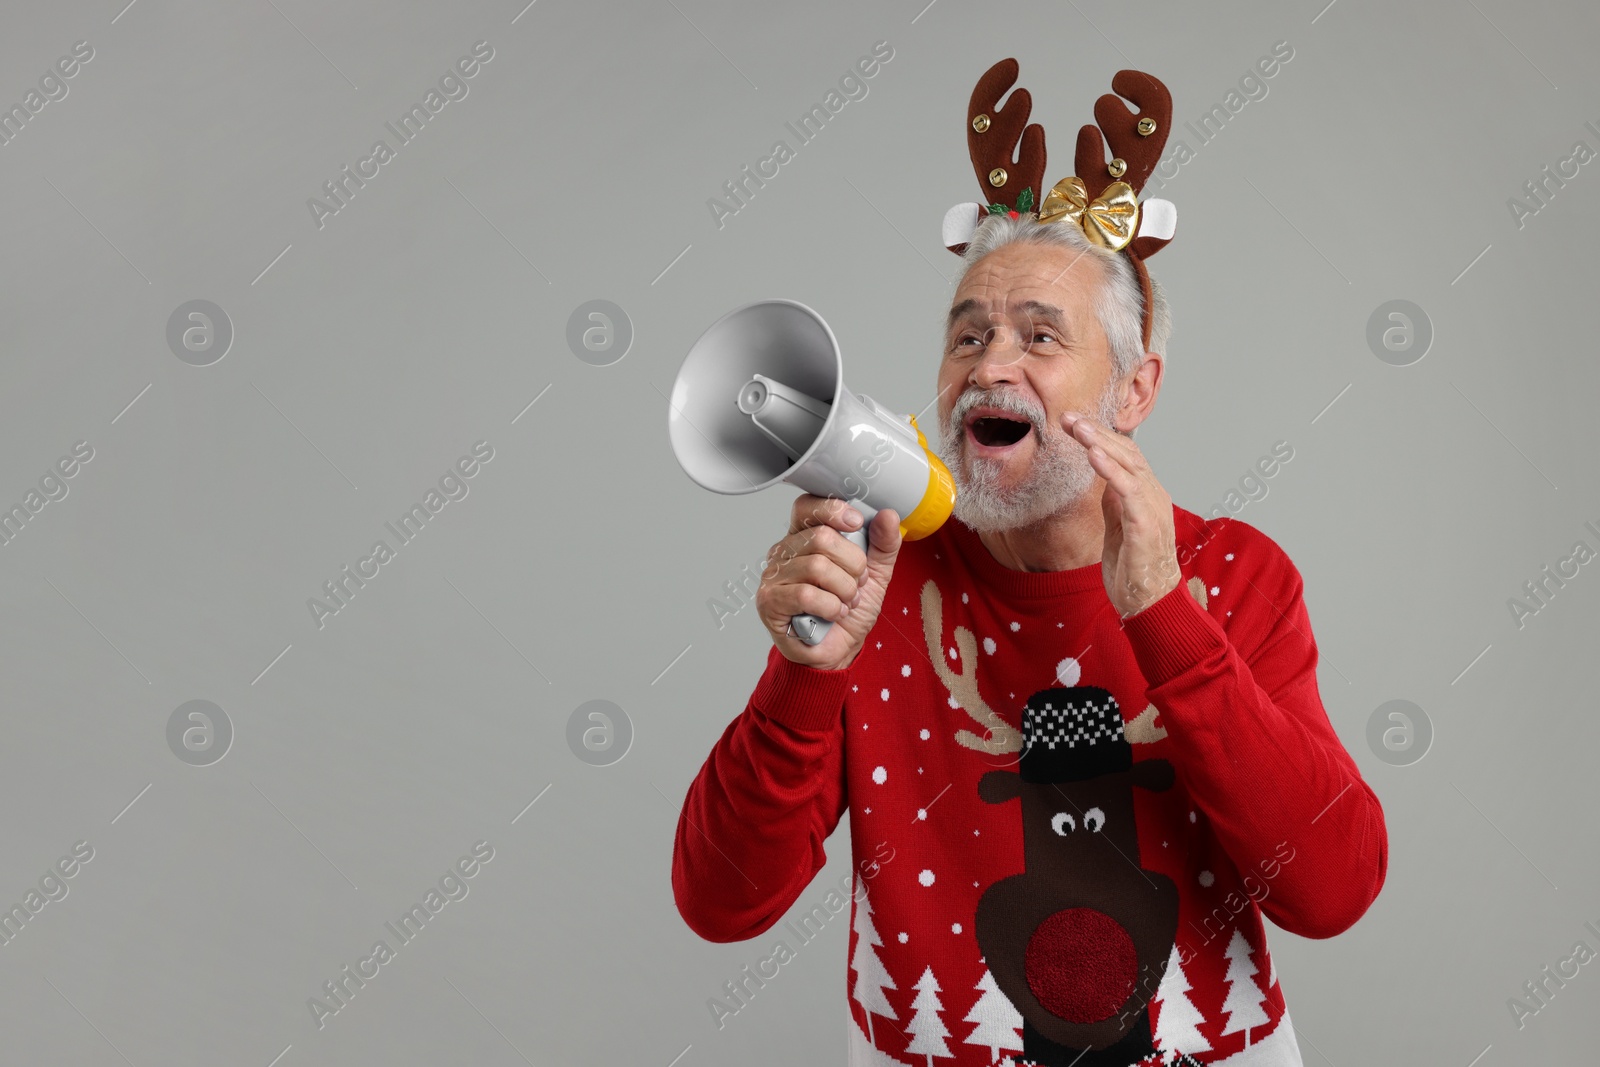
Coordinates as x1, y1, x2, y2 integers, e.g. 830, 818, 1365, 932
1017, 187, 1034, 213
987, 202, 1008, 216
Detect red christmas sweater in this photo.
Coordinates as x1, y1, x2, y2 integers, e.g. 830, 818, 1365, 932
672, 506, 1387, 1067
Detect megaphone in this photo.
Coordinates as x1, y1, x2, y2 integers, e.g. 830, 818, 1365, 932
667, 299, 957, 646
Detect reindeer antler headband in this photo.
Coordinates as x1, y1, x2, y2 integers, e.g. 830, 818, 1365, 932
942, 60, 1178, 353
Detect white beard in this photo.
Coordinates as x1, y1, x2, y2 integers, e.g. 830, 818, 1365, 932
935, 382, 1122, 534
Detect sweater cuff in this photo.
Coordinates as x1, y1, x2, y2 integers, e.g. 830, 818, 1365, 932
1121, 579, 1229, 688
750, 652, 853, 733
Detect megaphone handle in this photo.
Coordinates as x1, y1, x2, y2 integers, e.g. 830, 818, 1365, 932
789, 499, 878, 647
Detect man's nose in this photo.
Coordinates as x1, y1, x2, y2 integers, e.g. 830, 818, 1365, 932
970, 328, 1026, 388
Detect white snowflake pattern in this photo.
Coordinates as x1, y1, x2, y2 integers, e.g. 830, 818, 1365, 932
1009, 621, 1020, 632
901, 664, 912, 677
881, 688, 891, 701
1198, 870, 1215, 887
872, 766, 888, 784
982, 637, 996, 655
919, 729, 930, 740
918, 869, 936, 886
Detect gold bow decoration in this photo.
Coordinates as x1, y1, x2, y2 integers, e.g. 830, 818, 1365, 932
1037, 176, 1140, 251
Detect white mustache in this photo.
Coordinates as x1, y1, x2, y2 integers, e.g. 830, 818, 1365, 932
947, 389, 1046, 438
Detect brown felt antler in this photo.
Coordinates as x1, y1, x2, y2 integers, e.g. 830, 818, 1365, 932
967, 59, 1046, 212
1073, 70, 1177, 348
1074, 70, 1172, 202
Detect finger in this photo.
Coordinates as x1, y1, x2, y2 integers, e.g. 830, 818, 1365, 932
789, 494, 865, 536
1099, 480, 1124, 546
1085, 441, 1145, 501
764, 525, 866, 583
776, 550, 862, 605
1061, 410, 1146, 473
769, 580, 848, 625
798, 523, 869, 579
866, 508, 902, 563
1064, 413, 1154, 508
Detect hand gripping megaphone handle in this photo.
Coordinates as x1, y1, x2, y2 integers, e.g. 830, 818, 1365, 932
788, 499, 878, 647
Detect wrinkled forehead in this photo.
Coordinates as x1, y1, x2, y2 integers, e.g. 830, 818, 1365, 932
947, 246, 1101, 325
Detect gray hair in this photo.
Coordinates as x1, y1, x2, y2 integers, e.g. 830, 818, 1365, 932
953, 213, 1171, 382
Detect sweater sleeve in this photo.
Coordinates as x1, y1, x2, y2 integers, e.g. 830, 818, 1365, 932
1119, 554, 1388, 940
671, 645, 854, 943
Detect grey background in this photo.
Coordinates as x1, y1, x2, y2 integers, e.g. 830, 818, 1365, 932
0, 0, 1596, 1063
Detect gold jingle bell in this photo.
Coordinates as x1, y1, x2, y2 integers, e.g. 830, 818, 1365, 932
988, 167, 1007, 187
1137, 117, 1157, 136
1107, 157, 1127, 178
972, 113, 991, 133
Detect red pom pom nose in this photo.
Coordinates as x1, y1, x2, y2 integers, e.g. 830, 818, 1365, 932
1024, 908, 1138, 1023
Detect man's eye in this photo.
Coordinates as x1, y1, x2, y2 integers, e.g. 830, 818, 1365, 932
955, 334, 982, 347
1031, 332, 1057, 345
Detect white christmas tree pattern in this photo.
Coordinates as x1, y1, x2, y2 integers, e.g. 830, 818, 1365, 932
905, 965, 955, 1065
850, 873, 899, 1044
1220, 928, 1270, 1047
1151, 944, 1211, 1065
961, 962, 1024, 1065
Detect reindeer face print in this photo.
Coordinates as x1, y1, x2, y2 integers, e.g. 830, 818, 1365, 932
1012, 774, 1145, 886
920, 578, 1180, 1065
973, 688, 1178, 1062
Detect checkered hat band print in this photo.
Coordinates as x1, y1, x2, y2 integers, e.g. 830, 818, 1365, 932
1019, 687, 1133, 783
1028, 693, 1123, 750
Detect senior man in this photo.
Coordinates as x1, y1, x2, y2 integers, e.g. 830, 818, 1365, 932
673, 63, 1386, 1067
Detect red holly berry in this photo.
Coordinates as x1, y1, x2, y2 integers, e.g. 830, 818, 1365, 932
1008, 210, 1019, 219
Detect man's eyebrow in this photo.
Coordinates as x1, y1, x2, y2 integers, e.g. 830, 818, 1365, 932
1011, 300, 1075, 342
944, 298, 1073, 340
946, 298, 983, 330
1016, 300, 1070, 335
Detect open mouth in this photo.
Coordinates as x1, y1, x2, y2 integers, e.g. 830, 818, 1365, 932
967, 414, 1033, 448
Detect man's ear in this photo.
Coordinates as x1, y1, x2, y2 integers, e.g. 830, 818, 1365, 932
1130, 758, 1174, 792
978, 770, 1024, 804
1113, 352, 1163, 434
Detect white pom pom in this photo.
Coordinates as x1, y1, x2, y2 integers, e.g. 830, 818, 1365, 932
1138, 198, 1176, 241
942, 202, 985, 249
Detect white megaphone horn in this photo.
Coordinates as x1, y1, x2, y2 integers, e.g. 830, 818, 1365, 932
667, 299, 956, 646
